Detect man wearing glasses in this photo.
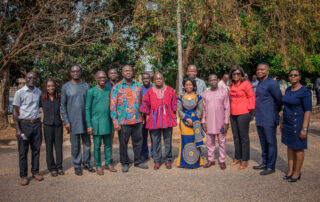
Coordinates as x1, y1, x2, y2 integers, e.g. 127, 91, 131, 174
61, 65, 95, 176
253, 62, 282, 175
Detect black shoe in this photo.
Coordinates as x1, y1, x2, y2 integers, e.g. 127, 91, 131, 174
122, 164, 129, 173
135, 163, 149, 169
288, 173, 301, 182
75, 168, 82, 176
57, 170, 64, 175
260, 168, 275, 175
253, 164, 267, 170
129, 159, 134, 164
50, 171, 58, 177
83, 165, 96, 173
283, 174, 292, 180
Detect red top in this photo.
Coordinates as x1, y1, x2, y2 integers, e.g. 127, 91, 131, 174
229, 80, 255, 115
139, 86, 177, 129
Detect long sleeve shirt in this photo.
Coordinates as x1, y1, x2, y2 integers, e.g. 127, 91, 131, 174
110, 80, 142, 128
229, 80, 255, 116
60, 81, 89, 135
201, 88, 230, 134
85, 86, 113, 135
140, 86, 177, 129
255, 77, 282, 126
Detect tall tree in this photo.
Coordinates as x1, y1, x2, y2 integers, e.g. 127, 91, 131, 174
0, 0, 132, 128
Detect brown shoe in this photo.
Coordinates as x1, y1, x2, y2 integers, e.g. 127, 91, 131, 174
239, 161, 248, 170
104, 165, 117, 172
219, 162, 226, 170
204, 161, 215, 168
96, 167, 104, 175
154, 163, 160, 170
20, 177, 29, 186
32, 173, 44, 181
165, 162, 172, 169
231, 159, 242, 166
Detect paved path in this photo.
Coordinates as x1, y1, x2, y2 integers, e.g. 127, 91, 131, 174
0, 122, 320, 202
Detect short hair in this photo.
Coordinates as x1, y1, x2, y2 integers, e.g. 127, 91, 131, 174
108, 68, 117, 74
208, 74, 218, 80
258, 62, 270, 69
69, 64, 81, 72
122, 64, 132, 71
182, 77, 197, 92
289, 68, 302, 76
229, 65, 245, 82
187, 64, 197, 71
142, 73, 150, 78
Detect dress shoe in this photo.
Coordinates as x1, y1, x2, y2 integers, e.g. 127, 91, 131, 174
253, 164, 267, 170
165, 162, 172, 169
96, 167, 104, 175
219, 162, 226, 170
135, 163, 149, 169
104, 165, 117, 172
260, 168, 275, 175
83, 165, 96, 173
154, 163, 161, 170
75, 168, 82, 176
288, 173, 301, 182
20, 177, 29, 186
32, 173, 44, 181
141, 156, 150, 162
204, 161, 215, 168
57, 170, 64, 175
231, 159, 242, 166
283, 174, 292, 180
50, 171, 58, 177
122, 164, 129, 173
238, 161, 248, 170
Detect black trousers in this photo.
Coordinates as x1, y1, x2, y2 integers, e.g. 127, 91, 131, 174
18, 121, 42, 177
118, 123, 143, 166
230, 113, 251, 161
316, 89, 320, 105
150, 128, 173, 164
44, 124, 63, 171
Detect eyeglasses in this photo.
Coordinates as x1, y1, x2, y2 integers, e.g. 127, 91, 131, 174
289, 74, 299, 78
232, 72, 241, 76
71, 70, 81, 73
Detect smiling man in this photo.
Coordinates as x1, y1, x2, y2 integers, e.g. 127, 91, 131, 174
86, 71, 117, 175
61, 65, 95, 176
254, 62, 282, 175
202, 74, 230, 170
110, 65, 149, 172
13, 72, 43, 185
179, 65, 207, 95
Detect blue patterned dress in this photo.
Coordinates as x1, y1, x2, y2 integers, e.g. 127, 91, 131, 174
176, 93, 205, 168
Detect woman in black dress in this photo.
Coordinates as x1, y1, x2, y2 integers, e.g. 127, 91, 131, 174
280, 69, 312, 182
41, 79, 64, 177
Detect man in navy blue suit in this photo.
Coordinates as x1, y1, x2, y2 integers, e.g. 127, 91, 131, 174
254, 62, 282, 175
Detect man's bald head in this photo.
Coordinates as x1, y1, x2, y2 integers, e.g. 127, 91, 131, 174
187, 64, 197, 79
96, 70, 106, 78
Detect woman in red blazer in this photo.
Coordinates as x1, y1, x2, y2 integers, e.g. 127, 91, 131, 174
229, 66, 255, 169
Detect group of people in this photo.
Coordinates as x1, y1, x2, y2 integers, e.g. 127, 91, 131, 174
13, 63, 312, 186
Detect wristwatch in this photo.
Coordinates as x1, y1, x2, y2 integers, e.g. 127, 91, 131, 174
302, 128, 308, 132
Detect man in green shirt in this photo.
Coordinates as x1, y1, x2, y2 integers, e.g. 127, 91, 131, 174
86, 71, 117, 175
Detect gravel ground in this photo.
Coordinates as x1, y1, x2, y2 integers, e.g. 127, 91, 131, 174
0, 120, 319, 202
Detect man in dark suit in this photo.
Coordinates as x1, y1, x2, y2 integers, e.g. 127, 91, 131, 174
254, 63, 282, 175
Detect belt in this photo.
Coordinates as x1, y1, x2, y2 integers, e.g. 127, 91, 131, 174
20, 118, 41, 123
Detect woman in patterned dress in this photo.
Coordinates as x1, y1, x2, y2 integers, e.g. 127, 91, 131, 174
176, 77, 205, 168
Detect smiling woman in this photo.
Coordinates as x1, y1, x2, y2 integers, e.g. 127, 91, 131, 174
281, 69, 312, 182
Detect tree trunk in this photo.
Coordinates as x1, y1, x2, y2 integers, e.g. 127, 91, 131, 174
0, 64, 10, 129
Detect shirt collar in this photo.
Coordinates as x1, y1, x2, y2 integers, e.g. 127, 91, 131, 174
22, 85, 38, 93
